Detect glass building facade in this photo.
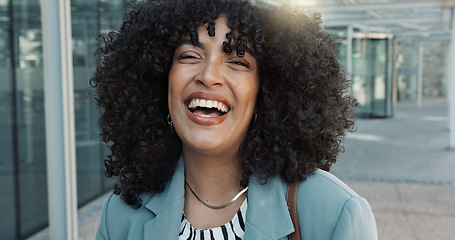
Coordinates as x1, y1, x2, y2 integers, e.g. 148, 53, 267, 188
350, 37, 394, 118
331, 30, 395, 118
0, 0, 124, 239
395, 41, 449, 102
330, 30, 448, 118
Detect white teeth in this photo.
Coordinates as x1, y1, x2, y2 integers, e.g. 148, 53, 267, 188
217, 102, 223, 112
199, 99, 206, 107
188, 99, 229, 113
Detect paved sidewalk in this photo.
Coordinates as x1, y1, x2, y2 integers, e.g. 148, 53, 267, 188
333, 99, 455, 185
332, 99, 455, 240
29, 100, 455, 240
347, 181, 455, 240
27, 193, 109, 240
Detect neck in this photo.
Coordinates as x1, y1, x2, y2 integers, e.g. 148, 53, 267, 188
182, 146, 248, 229
182, 146, 245, 204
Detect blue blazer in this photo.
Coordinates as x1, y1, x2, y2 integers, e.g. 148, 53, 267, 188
96, 156, 378, 239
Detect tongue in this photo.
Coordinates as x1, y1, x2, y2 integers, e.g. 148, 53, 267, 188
193, 108, 222, 117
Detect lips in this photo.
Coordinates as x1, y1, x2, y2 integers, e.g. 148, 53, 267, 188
184, 92, 230, 126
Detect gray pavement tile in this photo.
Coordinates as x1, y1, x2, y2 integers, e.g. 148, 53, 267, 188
332, 100, 455, 185
374, 212, 416, 240
27, 193, 109, 240
398, 184, 455, 216
347, 181, 404, 212
407, 214, 455, 240
347, 181, 455, 240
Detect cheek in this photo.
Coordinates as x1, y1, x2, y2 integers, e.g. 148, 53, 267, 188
243, 77, 259, 103
168, 64, 191, 92
232, 73, 259, 99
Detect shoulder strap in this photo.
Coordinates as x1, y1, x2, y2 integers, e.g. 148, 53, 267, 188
286, 181, 302, 240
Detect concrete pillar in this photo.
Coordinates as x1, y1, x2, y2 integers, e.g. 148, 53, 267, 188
41, 0, 78, 239
417, 42, 424, 107
448, 8, 455, 149
392, 38, 398, 116
347, 25, 353, 76
386, 37, 394, 117
410, 43, 417, 102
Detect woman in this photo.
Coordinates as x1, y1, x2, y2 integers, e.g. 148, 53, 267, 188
92, 0, 378, 239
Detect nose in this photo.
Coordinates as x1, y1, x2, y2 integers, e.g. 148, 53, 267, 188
195, 58, 224, 87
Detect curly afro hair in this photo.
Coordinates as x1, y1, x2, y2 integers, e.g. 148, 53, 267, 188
91, 0, 355, 208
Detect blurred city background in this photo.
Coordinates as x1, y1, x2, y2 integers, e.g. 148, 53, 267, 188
1, 0, 455, 239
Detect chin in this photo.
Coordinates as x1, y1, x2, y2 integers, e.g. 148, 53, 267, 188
185, 138, 223, 152
181, 135, 236, 156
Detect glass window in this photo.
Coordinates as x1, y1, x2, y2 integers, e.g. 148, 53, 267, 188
12, 0, 49, 237
352, 38, 393, 118
422, 42, 448, 99
329, 28, 394, 118
0, 0, 125, 239
396, 41, 419, 102
0, 1, 18, 239
72, 0, 104, 206
72, 0, 122, 206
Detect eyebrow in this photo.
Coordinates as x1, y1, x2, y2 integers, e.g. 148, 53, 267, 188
175, 39, 205, 50
175, 39, 255, 56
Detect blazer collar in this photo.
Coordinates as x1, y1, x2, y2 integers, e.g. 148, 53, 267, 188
244, 175, 295, 239
142, 155, 295, 239
143, 155, 185, 239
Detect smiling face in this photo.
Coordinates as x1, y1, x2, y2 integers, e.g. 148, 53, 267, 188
168, 16, 259, 157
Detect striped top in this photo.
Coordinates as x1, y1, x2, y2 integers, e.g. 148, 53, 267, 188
179, 199, 247, 240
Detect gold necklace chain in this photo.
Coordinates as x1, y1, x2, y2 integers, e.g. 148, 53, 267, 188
184, 178, 248, 209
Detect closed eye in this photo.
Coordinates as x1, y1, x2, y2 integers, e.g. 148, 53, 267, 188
228, 58, 251, 69
177, 52, 202, 64
178, 53, 200, 60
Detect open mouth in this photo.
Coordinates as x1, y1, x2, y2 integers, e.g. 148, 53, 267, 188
187, 99, 230, 117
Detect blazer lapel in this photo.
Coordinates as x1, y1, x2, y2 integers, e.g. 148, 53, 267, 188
143, 156, 185, 239
140, 156, 295, 240
244, 176, 295, 240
